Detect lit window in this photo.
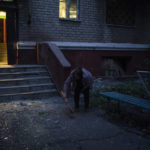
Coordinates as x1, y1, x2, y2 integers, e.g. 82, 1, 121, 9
70, 0, 77, 18
59, 0, 67, 18
59, 0, 79, 19
0, 11, 6, 19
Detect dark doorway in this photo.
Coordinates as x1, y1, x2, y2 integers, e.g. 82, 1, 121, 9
6, 9, 17, 65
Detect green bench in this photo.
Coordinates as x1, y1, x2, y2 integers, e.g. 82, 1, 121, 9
99, 91, 150, 111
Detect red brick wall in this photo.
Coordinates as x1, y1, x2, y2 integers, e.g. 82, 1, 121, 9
62, 50, 150, 77
18, 49, 37, 64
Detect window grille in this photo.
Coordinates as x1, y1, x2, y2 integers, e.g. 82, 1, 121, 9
106, 0, 135, 26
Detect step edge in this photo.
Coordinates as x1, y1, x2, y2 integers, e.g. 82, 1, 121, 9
0, 71, 48, 75
0, 65, 46, 68
0, 76, 51, 82
0, 83, 54, 90
0, 89, 57, 97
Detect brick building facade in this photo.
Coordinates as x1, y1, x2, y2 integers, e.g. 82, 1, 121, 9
17, 0, 150, 43
0, 0, 150, 79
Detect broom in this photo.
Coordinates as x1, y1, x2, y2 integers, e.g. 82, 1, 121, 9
61, 91, 74, 113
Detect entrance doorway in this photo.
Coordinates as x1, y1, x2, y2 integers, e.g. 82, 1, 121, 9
0, 11, 7, 65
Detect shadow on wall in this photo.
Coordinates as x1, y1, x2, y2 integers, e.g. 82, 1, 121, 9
136, 58, 150, 71
101, 57, 131, 78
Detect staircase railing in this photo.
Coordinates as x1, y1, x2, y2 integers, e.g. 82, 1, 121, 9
37, 42, 71, 91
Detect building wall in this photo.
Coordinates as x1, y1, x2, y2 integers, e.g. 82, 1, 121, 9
17, 0, 150, 43
143, 0, 150, 43
62, 50, 150, 77
18, 0, 104, 42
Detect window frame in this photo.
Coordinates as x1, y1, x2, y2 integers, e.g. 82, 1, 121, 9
59, 0, 80, 21
0, 0, 14, 2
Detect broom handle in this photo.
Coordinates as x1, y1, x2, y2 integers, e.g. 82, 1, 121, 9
61, 91, 74, 113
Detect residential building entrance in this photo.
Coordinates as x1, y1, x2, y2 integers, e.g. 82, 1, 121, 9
0, 8, 17, 65
0, 11, 7, 65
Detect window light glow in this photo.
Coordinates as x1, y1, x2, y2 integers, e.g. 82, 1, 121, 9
59, 0, 78, 19
59, 0, 67, 18
70, 0, 77, 18
0, 11, 6, 19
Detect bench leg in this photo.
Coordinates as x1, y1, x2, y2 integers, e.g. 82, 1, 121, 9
107, 98, 116, 113
117, 101, 121, 114
107, 98, 112, 111
106, 98, 120, 114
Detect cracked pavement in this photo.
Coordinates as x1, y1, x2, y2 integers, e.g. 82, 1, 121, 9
0, 96, 150, 150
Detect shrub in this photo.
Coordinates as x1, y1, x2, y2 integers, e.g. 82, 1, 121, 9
90, 81, 148, 108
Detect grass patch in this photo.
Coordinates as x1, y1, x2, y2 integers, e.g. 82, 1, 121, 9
38, 111, 47, 116
90, 89, 108, 108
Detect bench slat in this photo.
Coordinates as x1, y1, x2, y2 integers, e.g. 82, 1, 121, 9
100, 92, 150, 111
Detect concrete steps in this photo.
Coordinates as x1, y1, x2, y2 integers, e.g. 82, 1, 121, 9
0, 89, 57, 102
0, 65, 58, 101
0, 71, 49, 79
0, 83, 55, 94
0, 76, 51, 87
0, 65, 46, 73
